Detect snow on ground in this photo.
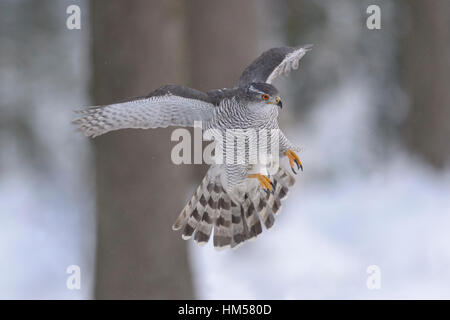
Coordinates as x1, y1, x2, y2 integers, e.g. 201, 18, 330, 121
0, 171, 95, 299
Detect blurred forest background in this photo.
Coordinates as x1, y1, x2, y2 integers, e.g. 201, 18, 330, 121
0, 0, 449, 299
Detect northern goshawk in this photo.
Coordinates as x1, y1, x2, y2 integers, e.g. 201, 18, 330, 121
74, 45, 312, 249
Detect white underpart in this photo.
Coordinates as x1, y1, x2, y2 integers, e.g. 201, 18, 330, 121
248, 154, 278, 176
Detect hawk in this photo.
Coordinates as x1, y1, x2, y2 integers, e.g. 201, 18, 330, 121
74, 45, 312, 249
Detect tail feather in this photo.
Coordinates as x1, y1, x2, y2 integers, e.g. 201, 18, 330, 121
230, 201, 246, 248
254, 190, 276, 229
238, 203, 251, 243
278, 167, 296, 188
194, 204, 214, 245
172, 176, 206, 230
243, 196, 263, 241
173, 166, 296, 249
181, 207, 201, 239
213, 190, 232, 249
182, 193, 208, 240
194, 183, 220, 245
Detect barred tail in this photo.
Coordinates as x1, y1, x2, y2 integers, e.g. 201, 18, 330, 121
172, 166, 296, 250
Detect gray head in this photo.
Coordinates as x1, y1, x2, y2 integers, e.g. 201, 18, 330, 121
244, 82, 282, 108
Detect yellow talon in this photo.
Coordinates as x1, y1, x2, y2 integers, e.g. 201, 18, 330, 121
284, 149, 303, 174
248, 173, 274, 193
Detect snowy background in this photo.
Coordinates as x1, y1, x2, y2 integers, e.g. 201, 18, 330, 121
1, 0, 449, 299
0, 0, 94, 299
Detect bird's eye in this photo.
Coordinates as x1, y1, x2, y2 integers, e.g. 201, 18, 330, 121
261, 94, 269, 101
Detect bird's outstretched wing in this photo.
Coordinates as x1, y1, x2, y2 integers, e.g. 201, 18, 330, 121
237, 45, 313, 87
73, 85, 215, 137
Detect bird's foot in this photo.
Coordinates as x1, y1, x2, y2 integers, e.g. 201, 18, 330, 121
248, 173, 274, 194
284, 149, 303, 174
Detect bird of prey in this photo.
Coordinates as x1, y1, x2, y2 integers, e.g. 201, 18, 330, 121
74, 45, 312, 250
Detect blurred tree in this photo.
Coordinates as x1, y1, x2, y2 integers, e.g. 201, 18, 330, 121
91, 0, 193, 299
400, 0, 450, 168
186, 0, 258, 91
91, 0, 258, 299
185, 0, 258, 181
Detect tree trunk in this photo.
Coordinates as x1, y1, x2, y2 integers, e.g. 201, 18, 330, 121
91, 0, 194, 299
185, 0, 258, 91
91, 0, 259, 299
185, 0, 259, 179
400, 0, 450, 168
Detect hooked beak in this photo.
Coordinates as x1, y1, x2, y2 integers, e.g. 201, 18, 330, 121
275, 96, 282, 108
